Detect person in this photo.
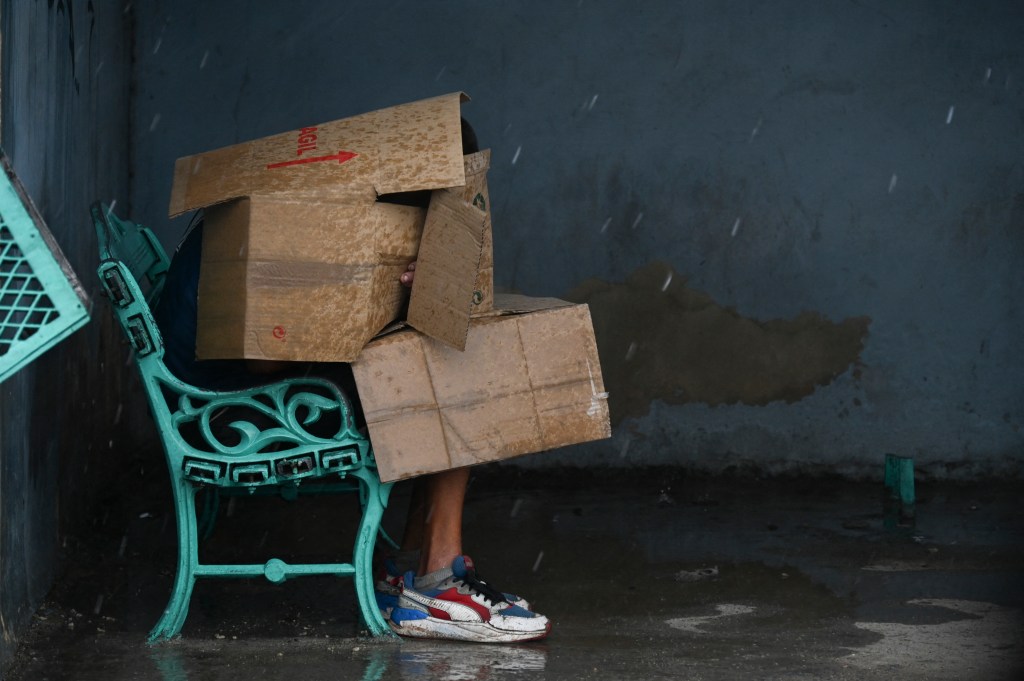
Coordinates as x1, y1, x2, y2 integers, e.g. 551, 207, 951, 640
153, 122, 549, 644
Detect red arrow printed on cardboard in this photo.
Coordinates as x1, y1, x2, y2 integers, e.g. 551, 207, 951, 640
266, 150, 358, 170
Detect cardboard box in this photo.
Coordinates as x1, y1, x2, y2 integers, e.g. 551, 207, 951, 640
169, 93, 490, 362
351, 295, 611, 482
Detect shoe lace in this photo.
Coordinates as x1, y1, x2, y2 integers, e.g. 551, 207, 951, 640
457, 568, 509, 606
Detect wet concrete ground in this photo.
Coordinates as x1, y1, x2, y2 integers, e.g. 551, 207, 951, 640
5, 468, 1024, 680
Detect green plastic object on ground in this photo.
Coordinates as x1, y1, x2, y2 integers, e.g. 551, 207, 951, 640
884, 453, 916, 529
91, 202, 394, 642
0, 153, 90, 382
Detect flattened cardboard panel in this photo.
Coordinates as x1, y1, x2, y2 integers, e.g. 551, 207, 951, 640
353, 299, 611, 482
406, 188, 486, 349
368, 410, 450, 483
442, 394, 543, 469
170, 93, 467, 217
420, 317, 532, 405
375, 93, 468, 194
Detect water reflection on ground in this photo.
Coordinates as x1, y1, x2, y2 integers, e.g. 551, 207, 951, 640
148, 640, 548, 681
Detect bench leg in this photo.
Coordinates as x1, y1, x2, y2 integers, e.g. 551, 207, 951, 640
352, 468, 394, 637
149, 477, 200, 643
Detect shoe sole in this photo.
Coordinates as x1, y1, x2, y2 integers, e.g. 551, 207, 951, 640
389, 616, 551, 643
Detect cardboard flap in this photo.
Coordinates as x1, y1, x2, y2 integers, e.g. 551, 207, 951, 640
169, 92, 469, 217
406, 187, 487, 350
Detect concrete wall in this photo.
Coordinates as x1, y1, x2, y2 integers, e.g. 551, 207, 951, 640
0, 0, 134, 669
131, 0, 1023, 479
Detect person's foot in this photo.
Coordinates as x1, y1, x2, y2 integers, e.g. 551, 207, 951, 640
389, 555, 550, 643
374, 557, 404, 619
376, 555, 531, 615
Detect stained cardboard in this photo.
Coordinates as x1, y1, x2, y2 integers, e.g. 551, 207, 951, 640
405, 187, 486, 350
172, 93, 493, 362
351, 297, 611, 482
196, 195, 424, 361
169, 93, 469, 216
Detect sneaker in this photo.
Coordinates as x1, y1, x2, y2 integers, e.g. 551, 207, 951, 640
389, 555, 550, 643
376, 556, 532, 614
374, 557, 404, 619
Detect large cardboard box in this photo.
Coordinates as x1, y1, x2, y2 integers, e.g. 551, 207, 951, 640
168, 93, 491, 362
351, 295, 611, 482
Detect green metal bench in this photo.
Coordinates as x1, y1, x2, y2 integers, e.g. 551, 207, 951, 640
91, 202, 394, 642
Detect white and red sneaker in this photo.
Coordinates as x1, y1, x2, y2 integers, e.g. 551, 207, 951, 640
389, 555, 550, 643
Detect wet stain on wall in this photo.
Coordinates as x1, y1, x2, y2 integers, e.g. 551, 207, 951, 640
565, 262, 870, 424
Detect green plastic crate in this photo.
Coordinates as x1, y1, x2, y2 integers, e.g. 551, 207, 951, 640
0, 152, 90, 383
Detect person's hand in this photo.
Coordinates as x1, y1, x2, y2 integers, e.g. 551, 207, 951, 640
400, 261, 416, 288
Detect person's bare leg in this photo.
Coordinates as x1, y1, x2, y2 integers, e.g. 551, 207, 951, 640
399, 478, 429, 552
418, 467, 470, 575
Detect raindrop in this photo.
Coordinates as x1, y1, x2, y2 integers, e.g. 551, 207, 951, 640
106, 199, 118, 216
532, 551, 545, 572
149, 113, 161, 132
123, 2, 132, 14
625, 341, 638, 361
587, 94, 599, 111
503, 123, 512, 135
192, 158, 203, 175
114, 403, 123, 425
661, 272, 673, 291
600, 217, 611, 233
1005, 74, 1013, 90
435, 66, 446, 81
94, 61, 105, 76
227, 497, 237, 517
945, 105, 955, 125
510, 498, 523, 518
631, 212, 644, 230
108, 440, 113, 449
152, 38, 162, 55
118, 535, 128, 558
731, 217, 742, 237
425, 503, 435, 524
888, 173, 898, 194
258, 530, 269, 548
200, 50, 209, 70
511, 145, 522, 165
984, 67, 992, 82
619, 437, 631, 459
93, 595, 104, 615
749, 117, 762, 142
139, 512, 153, 519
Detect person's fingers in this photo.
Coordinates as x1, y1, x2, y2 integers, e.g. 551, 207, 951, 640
400, 270, 415, 287
408, 261, 417, 271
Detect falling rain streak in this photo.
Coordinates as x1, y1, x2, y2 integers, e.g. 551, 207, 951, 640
600, 217, 611, 233
532, 551, 545, 572
661, 272, 673, 291
888, 174, 898, 194
149, 114, 161, 132
946, 105, 955, 125
200, 51, 209, 69
631, 212, 644, 230
731, 217, 742, 237
510, 498, 523, 518
511, 146, 522, 165
625, 341, 638, 361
